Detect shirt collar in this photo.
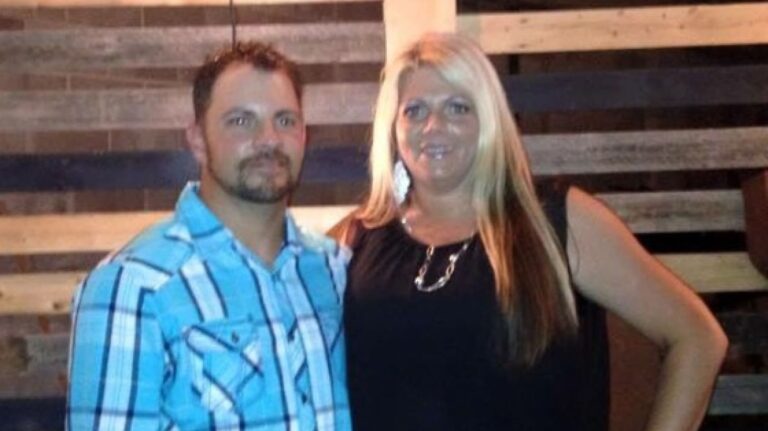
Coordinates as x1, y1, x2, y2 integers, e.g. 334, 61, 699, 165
174, 182, 305, 267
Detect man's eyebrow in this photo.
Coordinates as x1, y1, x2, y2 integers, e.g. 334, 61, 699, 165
277, 107, 302, 116
221, 107, 257, 117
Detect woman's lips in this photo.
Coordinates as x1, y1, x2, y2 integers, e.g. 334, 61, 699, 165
420, 143, 452, 159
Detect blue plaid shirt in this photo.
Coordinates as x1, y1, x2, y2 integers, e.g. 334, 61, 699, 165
67, 183, 352, 431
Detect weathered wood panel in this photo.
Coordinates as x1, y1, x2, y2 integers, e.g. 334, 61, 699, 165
459, 3, 768, 54
526, 127, 768, 175
0, 22, 384, 71
0, 252, 763, 317
708, 374, 768, 415
0, 83, 378, 131
0, 273, 82, 315
4, 343, 765, 406
0, 148, 367, 192
718, 311, 768, 356
656, 253, 768, 294
505, 65, 768, 113
743, 171, 768, 278
600, 190, 744, 234
0, 151, 198, 191
0, 315, 69, 337
0, 128, 765, 190
3, 0, 379, 6
0, 191, 746, 255
383, 0, 454, 60
0, 205, 356, 255
6, 65, 768, 132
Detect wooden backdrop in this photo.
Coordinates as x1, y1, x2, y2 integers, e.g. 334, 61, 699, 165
0, 0, 766, 429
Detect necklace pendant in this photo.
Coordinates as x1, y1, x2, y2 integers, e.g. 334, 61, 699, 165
413, 240, 471, 293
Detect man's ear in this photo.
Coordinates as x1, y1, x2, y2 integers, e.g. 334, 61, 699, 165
186, 121, 207, 166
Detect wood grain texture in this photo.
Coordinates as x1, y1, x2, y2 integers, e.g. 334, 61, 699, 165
656, 252, 768, 294
0, 191, 746, 255
0, 22, 384, 71
598, 190, 744, 234
2, 0, 379, 6
525, 127, 768, 175
743, 171, 768, 278
0, 252, 762, 317
0, 83, 378, 131
383, 0, 455, 60
459, 3, 768, 54
717, 311, 768, 356
0, 273, 83, 314
505, 65, 768, 113
0, 128, 764, 190
0, 205, 355, 255
708, 374, 768, 415
0, 147, 368, 192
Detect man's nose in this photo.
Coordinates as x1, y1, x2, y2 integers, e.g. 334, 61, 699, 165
256, 121, 281, 147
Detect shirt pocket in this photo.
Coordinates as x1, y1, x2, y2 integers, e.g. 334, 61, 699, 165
184, 318, 265, 412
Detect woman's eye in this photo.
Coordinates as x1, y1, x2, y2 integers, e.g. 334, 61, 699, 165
402, 104, 427, 121
447, 101, 471, 115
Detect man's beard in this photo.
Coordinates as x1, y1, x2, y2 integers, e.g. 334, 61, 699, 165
208, 147, 298, 203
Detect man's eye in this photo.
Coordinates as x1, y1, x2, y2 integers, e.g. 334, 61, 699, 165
226, 116, 254, 127
277, 115, 297, 128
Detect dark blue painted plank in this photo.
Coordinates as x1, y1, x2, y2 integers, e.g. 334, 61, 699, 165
0, 147, 369, 192
0, 398, 65, 431
505, 65, 768, 113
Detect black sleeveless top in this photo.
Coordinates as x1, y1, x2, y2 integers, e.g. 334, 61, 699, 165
344, 191, 609, 430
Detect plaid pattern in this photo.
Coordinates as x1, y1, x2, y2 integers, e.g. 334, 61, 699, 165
67, 182, 351, 431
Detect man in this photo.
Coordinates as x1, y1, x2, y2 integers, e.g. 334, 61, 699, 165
67, 42, 351, 431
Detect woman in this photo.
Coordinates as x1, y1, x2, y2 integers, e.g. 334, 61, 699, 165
332, 33, 727, 431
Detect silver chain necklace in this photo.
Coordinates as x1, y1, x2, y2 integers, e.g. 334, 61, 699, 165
401, 216, 473, 293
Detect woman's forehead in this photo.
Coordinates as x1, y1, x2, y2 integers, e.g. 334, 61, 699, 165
397, 66, 472, 100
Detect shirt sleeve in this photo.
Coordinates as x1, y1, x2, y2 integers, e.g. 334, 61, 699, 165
67, 263, 165, 431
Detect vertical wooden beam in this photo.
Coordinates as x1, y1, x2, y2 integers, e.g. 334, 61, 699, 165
383, 0, 456, 62
743, 170, 768, 278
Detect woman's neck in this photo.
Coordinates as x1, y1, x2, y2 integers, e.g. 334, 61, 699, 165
402, 186, 477, 246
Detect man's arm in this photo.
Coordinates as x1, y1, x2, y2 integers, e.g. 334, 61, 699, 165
67, 264, 166, 431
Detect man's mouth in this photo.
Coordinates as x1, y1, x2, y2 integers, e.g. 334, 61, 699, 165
241, 150, 291, 172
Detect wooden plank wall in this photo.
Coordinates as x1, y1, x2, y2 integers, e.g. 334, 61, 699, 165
0, 0, 767, 430
0, 1, 384, 429
457, 2, 768, 430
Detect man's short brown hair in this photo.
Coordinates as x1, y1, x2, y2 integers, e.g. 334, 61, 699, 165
192, 41, 302, 122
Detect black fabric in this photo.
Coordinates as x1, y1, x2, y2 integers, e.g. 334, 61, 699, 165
344, 189, 609, 431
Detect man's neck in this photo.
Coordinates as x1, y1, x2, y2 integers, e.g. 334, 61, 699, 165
199, 182, 287, 266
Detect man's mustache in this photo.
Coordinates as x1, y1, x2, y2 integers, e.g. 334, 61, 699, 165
239, 148, 291, 169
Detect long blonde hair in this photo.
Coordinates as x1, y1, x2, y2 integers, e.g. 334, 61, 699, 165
358, 33, 577, 365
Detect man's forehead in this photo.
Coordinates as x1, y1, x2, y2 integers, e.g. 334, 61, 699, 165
216, 62, 292, 89
209, 63, 300, 109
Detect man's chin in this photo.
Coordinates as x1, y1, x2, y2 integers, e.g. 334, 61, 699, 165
234, 180, 294, 204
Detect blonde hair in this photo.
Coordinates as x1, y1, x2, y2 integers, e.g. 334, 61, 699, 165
358, 33, 577, 365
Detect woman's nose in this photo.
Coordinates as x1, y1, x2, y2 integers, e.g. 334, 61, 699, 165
423, 111, 445, 133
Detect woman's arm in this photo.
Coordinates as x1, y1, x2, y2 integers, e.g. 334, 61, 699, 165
566, 187, 728, 431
